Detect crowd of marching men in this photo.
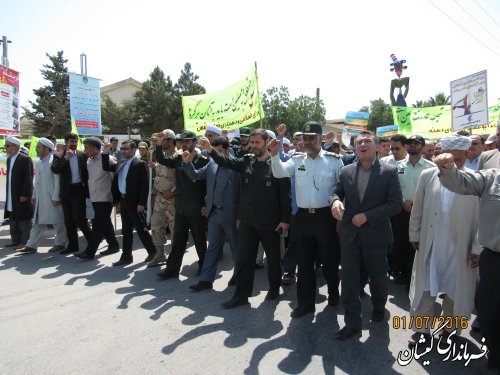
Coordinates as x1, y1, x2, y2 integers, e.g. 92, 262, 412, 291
2, 121, 499, 373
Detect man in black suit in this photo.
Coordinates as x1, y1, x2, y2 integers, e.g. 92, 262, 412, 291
102, 140, 155, 266
4, 136, 34, 247
331, 131, 403, 340
51, 133, 92, 254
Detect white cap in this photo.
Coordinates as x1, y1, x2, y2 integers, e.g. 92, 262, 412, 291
266, 130, 276, 140
38, 137, 55, 150
283, 138, 291, 145
206, 125, 222, 136
5, 136, 21, 146
56, 140, 65, 145
441, 134, 472, 151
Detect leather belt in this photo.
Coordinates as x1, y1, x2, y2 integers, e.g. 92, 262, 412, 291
214, 205, 223, 209
298, 207, 330, 214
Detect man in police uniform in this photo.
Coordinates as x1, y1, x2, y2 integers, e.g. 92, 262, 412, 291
147, 129, 177, 267
199, 129, 291, 308
270, 122, 343, 317
234, 127, 252, 157
155, 130, 209, 279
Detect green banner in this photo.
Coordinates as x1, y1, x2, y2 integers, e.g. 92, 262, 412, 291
392, 102, 499, 139
182, 65, 265, 135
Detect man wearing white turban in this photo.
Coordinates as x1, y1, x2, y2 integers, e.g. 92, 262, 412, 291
408, 134, 481, 345
16, 138, 67, 253
3, 136, 34, 248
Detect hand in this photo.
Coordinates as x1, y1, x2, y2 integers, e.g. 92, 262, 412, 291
156, 132, 166, 140
268, 139, 280, 156
469, 254, 480, 268
324, 131, 335, 145
65, 148, 75, 158
352, 213, 367, 227
198, 137, 212, 153
51, 200, 62, 207
162, 190, 174, 200
331, 200, 345, 221
103, 143, 112, 152
434, 153, 455, 169
20, 196, 27, 203
31, 197, 36, 205
148, 162, 156, 169
182, 150, 196, 164
403, 200, 413, 213
201, 206, 206, 217
276, 123, 287, 137
137, 205, 145, 213
274, 222, 289, 234
410, 242, 420, 251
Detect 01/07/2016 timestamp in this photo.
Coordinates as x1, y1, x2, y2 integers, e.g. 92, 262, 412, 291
392, 315, 469, 330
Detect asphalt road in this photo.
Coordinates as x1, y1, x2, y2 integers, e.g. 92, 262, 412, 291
0, 217, 493, 375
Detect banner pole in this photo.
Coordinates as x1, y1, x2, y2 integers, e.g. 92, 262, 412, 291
254, 61, 264, 128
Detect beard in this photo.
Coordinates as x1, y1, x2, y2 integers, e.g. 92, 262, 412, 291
252, 146, 266, 157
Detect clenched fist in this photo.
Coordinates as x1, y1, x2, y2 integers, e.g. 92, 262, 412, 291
434, 153, 455, 169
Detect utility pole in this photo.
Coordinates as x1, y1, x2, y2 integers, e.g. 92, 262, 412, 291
1, 36, 12, 67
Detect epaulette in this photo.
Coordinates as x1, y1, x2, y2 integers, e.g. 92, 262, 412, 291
292, 152, 306, 157
243, 153, 255, 158
324, 152, 340, 159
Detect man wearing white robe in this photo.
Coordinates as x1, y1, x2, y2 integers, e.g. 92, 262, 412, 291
16, 138, 67, 254
408, 134, 481, 343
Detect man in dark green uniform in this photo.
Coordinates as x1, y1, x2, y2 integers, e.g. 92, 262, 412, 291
233, 127, 252, 157
198, 129, 291, 308
155, 130, 209, 279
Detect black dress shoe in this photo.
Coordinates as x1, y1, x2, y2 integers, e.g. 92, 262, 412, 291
335, 326, 361, 340
5, 242, 21, 248
144, 253, 154, 263
157, 270, 179, 280
60, 247, 78, 255
100, 246, 120, 256
227, 275, 236, 286
189, 281, 213, 292
328, 294, 340, 306
112, 258, 133, 267
371, 309, 385, 322
290, 306, 315, 318
75, 252, 94, 260
221, 296, 249, 309
255, 263, 265, 270
265, 288, 280, 301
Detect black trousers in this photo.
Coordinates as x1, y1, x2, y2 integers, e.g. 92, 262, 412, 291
165, 214, 207, 274
295, 208, 340, 308
120, 200, 155, 259
85, 202, 119, 256
62, 184, 91, 251
8, 216, 32, 245
233, 222, 282, 298
389, 210, 413, 282
478, 248, 500, 371
282, 215, 298, 274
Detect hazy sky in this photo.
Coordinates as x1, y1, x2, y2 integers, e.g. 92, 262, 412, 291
3, 0, 500, 120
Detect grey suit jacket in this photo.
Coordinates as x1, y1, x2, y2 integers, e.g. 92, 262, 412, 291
332, 159, 403, 246
183, 157, 240, 225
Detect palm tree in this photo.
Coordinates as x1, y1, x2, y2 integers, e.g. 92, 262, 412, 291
411, 100, 427, 108
427, 92, 450, 106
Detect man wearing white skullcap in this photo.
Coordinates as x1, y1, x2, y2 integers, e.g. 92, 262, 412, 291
407, 133, 480, 346
17, 138, 67, 254
204, 125, 222, 145
3, 136, 34, 248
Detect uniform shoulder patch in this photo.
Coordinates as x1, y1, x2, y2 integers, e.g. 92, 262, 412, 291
324, 152, 340, 158
243, 153, 255, 158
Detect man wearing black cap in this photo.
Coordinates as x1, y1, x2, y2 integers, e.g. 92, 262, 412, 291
234, 127, 252, 157
270, 122, 343, 318
155, 130, 209, 279
199, 129, 291, 308
389, 134, 434, 289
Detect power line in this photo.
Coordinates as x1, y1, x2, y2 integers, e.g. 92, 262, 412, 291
426, 0, 500, 57
473, 0, 500, 28
454, 0, 500, 42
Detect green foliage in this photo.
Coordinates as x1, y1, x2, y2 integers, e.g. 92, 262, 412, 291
23, 51, 70, 137
412, 92, 451, 108
359, 98, 394, 131
100, 95, 136, 134
261, 86, 326, 136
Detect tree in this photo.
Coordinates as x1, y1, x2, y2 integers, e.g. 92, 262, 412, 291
426, 92, 450, 106
171, 62, 206, 133
133, 66, 174, 137
411, 100, 427, 108
359, 98, 394, 132
261, 86, 326, 136
23, 51, 70, 137
100, 95, 136, 134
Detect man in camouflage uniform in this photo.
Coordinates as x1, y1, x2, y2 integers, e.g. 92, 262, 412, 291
147, 129, 177, 267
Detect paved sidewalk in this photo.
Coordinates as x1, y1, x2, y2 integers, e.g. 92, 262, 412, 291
0, 218, 491, 375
